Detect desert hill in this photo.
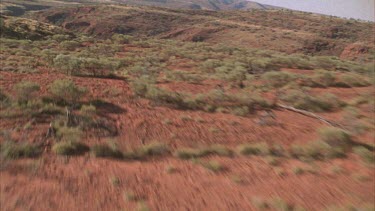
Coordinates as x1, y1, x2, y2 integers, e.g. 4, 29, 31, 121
0, 1, 374, 211
27, 4, 374, 60
111, 0, 280, 10
0, 0, 278, 17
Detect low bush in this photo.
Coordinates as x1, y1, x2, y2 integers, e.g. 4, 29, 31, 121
231, 106, 250, 116
80, 104, 96, 117
201, 160, 224, 172
237, 142, 270, 156
289, 140, 346, 161
49, 79, 87, 105
53, 54, 81, 75
312, 69, 335, 87
112, 34, 133, 44
261, 71, 295, 88
55, 126, 82, 142
271, 197, 294, 211
353, 146, 374, 164
337, 73, 370, 87
281, 90, 343, 112
318, 127, 352, 150
52, 141, 89, 156
91, 143, 123, 159
60, 40, 81, 51
137, 142, 170, 157
270, 144, 286, 157
79, 104, 97, 127
0, 141, 42, 159
174, 148, 204, 159
0, 89, 10, 108
174, 145, 233, 159
39, 103, 64, 115
13, 81, 40, 104
208, 145, 234, 157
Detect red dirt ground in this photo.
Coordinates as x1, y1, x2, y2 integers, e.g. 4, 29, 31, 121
1, 70, 374, 211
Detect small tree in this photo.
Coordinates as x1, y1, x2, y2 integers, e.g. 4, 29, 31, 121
13, 81, 40, 104
53, 54, 82, 75
111, 34, 133, 44
49, 79, 87, 105
261, 71, 295, 88
60, 40, 81, 51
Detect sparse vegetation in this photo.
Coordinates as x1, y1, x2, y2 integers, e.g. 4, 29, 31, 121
353, 146, 374, 165
110, 176, 120, 186
49, 79, 87, 105
318, 127, 352, 150
271, 197, 294, 211
91, 142, 123, 159
138, 142, 170, 157
281, 90, 343, 112
0, 141, 42, 159
1, 3, 374, 210
52, 141, 89, 156
261, 71, 295, 88
13, 81, 40, 104
237, 142, 270, 156
174, 144, 233, 159
201, 160, 224, 172
292, 167, 305, 175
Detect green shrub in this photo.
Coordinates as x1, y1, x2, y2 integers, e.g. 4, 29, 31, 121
60, 40, 81, 50
110, 176, 120, 186
201, 160, 224, 172
231, 106, 250, 116
52, 141, 89, 155
123, 191, 137, 201
208, 145, 234, 157
80, 58, 117, 77
0, 89, 10, 108
0, 141, 42, 159
237, 142, 270, 156
353, 146, 374, 164
131, 77, 150, 97
312, 69, 335, 87
91, 143, 123, 159
13, 81, 40, 104
53, 54, 82, 75
55, 126, 82, 142
270, 144, 286, 157
80, 104, 96, 116
49, 79, 87, 105
251, 197, 269, 210
265, 156, 279, 166
271, 197, 294, 211
318, 127, 352, 150
261, 71, 295, 88
174, 148, 203, 159
289, 141, 346, 160
52, 34, 70, 42
39, 103, 64, 115
338, 73, 370, 87
281, 90, 342, 112
112, 34, 133, 44
138, 142, 170, 157
174, 145, 233, 159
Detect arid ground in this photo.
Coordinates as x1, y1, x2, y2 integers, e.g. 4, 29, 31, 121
0, 1, 374, 211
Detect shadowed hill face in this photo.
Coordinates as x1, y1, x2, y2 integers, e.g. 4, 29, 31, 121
29, 5, 374, 60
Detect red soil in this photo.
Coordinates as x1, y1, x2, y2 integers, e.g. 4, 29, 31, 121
1, 70, 374, 210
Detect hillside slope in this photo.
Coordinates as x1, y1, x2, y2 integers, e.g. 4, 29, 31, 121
29, 4, 374, 60
112, 0, 280, 10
